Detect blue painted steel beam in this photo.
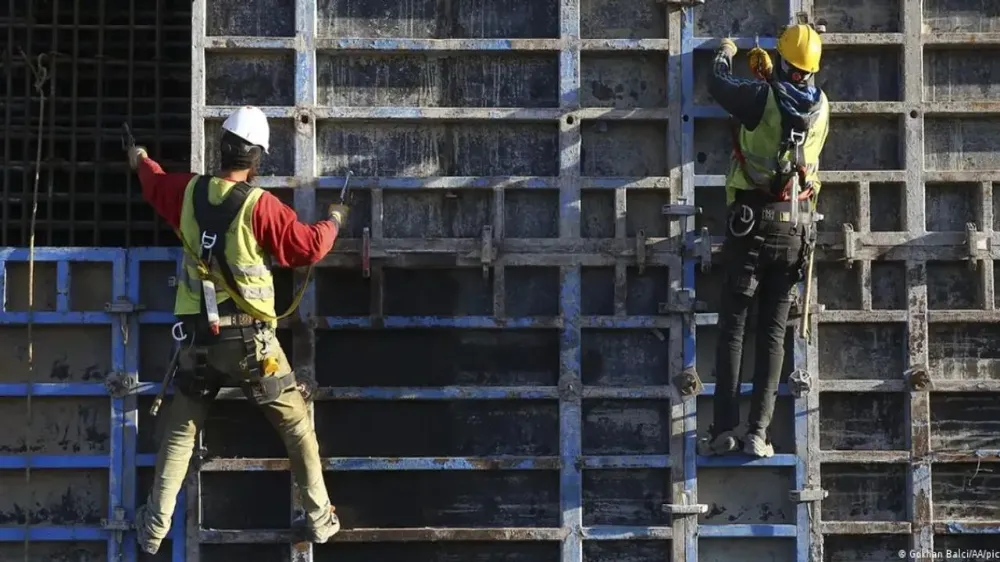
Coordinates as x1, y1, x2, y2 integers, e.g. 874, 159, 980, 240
0, 455, 111, 469
108, 252, 128, 562
698, 524, 797, 538
581, 526, 672, 540
0, 312, 113, 323
0, 248, 123, 261
0, 527, 108, 541
0, 383, 110, 396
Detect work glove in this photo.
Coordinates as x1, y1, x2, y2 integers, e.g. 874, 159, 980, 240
748, 46, 773, 80
127, 146, 148, 170
719, 38, 738, 60
327, 203, 350, 229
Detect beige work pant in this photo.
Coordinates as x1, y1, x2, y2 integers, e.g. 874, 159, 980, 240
140, 330, 331, 540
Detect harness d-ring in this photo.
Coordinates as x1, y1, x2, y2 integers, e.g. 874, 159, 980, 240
728, 204, 756, 238
171, 321, 188, 342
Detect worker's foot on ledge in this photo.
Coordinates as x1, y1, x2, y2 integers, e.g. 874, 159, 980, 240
134, 505, 163, 555
697, 428, 741, 456
294, 505, 341, 544
743, 433, 774, 458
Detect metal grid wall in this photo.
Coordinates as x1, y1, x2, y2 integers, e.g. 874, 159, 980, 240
3, 0, 1000, 561
1, 0, 190, 247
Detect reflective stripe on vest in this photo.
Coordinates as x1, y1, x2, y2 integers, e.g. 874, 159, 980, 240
172, 175, 277, 320
726, 87, 829, 205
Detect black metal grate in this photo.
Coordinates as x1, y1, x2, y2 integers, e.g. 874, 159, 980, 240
1, 0, 190, 247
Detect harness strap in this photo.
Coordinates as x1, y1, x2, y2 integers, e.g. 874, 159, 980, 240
729, 119, 814, 203
174, 176, 313, 324
192, 175, 254, 300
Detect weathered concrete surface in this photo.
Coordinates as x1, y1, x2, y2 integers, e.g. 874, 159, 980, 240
925, 118, 1000, 171
819, 393, 906, 450
0, 397, 110, 454
583, 470, 670, 526
870, 183, 905, 232
582, 122, 669, 177
316, 542, 561, 562
927, 262, 980, 309
700, 539, 794, 562
206, 52, 296, 106
582, 54, 668, 109
930, 394, 1000, 450
582, 400, 670, 455
315, 400, 559, 456
0, 327, 111, 383
819, 48, 901, 101
923, 0, 1000, 32
316, 123, 559, 176
207, 0, 295, 36
691, 2, 787, 38
821, 464, 907, 521
699, 468, 794, 525
313, 329, 559, 386
582, 330, 669, 386
814, 0, 900, 32
0, 470, 107, 525
933, 463, 1000, 521
823, 536, 907, 562
580, 0, 667, 39
317, 54, 559, 108
316, 0, 559, 39
929, 324, 1000, 379
817, 324, 906, 379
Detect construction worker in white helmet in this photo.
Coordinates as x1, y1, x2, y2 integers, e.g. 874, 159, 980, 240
127, 106, 348, 553
700, 24, 829, 458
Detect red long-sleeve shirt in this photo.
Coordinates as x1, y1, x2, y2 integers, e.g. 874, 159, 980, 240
137, 156, 338, 267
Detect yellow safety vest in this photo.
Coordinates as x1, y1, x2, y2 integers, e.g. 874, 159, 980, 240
174, 175, 277, 325
726, 87, 830, 205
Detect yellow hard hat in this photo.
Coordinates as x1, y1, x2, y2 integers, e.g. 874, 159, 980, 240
777, 24, 822, 74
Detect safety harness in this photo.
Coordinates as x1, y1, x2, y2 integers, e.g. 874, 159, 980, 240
172, 176, 299, 405
727, 105, 819, 295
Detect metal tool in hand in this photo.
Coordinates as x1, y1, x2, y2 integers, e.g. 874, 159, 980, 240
150, 322, 189, 417
338, 170, 354, 204
121, 122, 136, 151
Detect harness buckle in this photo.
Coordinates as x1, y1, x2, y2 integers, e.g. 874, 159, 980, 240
788, 130, 806, 146
728, 204, 756, 238
200, 231, 217, 250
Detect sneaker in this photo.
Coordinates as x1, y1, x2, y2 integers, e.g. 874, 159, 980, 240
134, 505, 163, 555
294, 505, 341, 544
743, 433, 774, 458
697, 428, 741, 456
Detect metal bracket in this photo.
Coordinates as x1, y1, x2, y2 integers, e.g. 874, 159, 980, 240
788, 369, 812, 398
104, 371, 139, 398
662, 502, 709, 514
905, 365, 932, 391
104, 297, 145, 314
101, 506, 132, 546
842, 223, 858, 269
672, 368, 703, 398
789, 489, 828, 503
795, 11, 827, 33
658, 288, 707, 314
692, 227, 712, 272
966, 222, 988, 271
481, 225, 495, 280
361, 226, 372, 278
661, 204, 702, 218
636, 229, 647, 275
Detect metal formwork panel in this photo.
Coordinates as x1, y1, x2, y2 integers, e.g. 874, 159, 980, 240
0, 248, 128, 561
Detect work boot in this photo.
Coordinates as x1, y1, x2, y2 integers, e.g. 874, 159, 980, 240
293, 505, 341, 544
697, 426, 741, 456
744, 432, 774, 458
134, 504, 163, 555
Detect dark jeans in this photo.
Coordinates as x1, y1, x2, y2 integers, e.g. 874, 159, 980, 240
712, 214, 809, 439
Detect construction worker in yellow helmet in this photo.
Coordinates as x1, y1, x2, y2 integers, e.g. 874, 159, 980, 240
701, 24, 829, 458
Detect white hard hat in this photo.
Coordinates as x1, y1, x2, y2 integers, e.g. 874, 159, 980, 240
221, 106, 270, 153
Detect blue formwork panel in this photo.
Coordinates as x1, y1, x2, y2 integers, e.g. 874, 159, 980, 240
0, 248, 128, 562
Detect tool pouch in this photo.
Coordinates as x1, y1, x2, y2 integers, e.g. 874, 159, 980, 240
240, 373, 296, 406
174, 347, 221, 401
